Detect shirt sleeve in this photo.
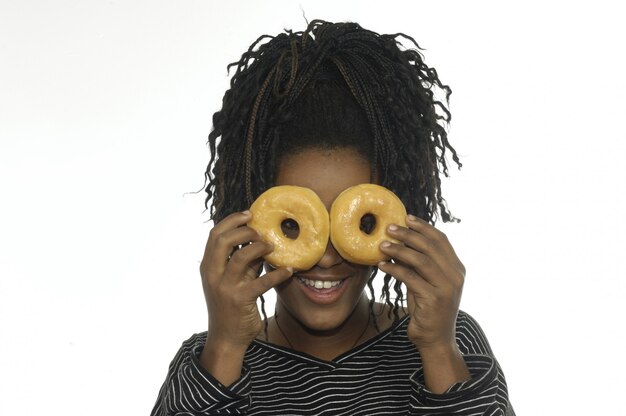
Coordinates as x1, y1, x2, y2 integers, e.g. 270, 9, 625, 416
150, 333, 252, 416
408, 311, 516, 415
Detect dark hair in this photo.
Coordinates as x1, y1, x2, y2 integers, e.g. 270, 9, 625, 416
202, 19, 461, 325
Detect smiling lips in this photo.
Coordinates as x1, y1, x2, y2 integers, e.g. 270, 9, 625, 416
298, 276, 343, 289
295, 274, 349, 304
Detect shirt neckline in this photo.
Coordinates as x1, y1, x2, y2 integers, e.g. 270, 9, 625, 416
251, 314, 410, 368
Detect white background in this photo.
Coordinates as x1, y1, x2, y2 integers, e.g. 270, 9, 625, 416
1, 0, 625, 414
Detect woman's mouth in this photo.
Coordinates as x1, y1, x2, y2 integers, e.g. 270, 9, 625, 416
295, 275, 349, 304
298, 276, 343, 289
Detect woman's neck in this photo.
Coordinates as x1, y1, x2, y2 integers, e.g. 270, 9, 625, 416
270, 295, 376, 361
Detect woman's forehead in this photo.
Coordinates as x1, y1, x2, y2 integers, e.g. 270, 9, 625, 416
275, 148, 371, 209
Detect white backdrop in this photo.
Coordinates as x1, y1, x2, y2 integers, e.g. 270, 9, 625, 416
1, 1, 625, 414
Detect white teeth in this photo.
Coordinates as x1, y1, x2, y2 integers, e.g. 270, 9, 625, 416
298, 277, 342, 289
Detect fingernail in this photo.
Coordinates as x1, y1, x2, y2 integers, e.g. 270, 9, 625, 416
286, 267, 294, 273
242, 210, 251, 216
407, 214, 418, 222
378, 261, 387, 267
388, 224, 398, 231
381, 241, 391, 248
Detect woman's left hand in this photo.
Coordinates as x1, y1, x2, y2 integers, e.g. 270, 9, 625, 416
377, 214, 465, 354
377, 214, 470, 393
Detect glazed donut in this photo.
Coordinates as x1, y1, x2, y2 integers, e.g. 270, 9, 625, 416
330, 184, 407, 265
248, 185, 329, 271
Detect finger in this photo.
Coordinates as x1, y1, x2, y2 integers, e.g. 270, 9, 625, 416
377, 260, 433, 295
403, 214, 444, 241
225, 241, 275, 282
202, 212, 261, 275
246, 267, 294, 298
203, 211, 251, 259
204, 226, 263, 281
213, 210, 253, 236
405, 215, 461, 260
388, 217, 464, 278
387, 224, 433, 253
380, 241, 444, 287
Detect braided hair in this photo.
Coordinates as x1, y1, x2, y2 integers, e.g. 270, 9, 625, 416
202, 19, 461, 326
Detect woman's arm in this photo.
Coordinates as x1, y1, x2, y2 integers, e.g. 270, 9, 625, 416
378, 216, 514, 414
151, 210, 293, 415
378, 215, 470, 392
408, 312, 515, 415
150, 333, 253, 416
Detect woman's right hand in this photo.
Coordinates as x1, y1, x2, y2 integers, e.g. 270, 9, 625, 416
199, 210, 293, 381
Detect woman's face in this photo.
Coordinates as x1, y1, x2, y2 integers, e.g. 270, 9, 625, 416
271, 147, 375, 332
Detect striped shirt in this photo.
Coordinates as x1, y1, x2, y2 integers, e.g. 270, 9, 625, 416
151, 311, 514, 415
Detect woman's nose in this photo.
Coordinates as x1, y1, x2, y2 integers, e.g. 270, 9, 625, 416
316, 240, 343, 269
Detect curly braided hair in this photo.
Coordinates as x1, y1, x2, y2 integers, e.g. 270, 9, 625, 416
202, 19, 461, 326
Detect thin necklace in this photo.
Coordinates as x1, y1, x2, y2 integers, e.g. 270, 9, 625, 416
274, 312, 372, 351
274, 313, 295, 349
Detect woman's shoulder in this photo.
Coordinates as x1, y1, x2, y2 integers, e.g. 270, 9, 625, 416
454, 310, 496, 356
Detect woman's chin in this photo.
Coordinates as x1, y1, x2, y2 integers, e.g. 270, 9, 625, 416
283, 303, 362, 334
300, 314, 345, 333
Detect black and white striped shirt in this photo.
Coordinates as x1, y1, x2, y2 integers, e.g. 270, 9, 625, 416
151, 311, 514, 415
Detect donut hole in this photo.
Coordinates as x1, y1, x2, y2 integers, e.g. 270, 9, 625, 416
359, 213, 377, 235
280, 218, 300, 240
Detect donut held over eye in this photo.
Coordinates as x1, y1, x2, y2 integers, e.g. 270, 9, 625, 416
248, 185, 330, 271
330, 184, 407, 265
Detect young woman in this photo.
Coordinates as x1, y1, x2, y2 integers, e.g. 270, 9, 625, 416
151, 20, 514, 415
